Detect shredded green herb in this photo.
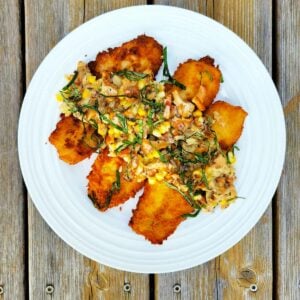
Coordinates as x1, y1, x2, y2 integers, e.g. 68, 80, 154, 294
103, 169, 122, 208
114, 121, 143, 153
232, 145, 240, 154
228, 196, 245, 201
112, 169, 121, 191
201, 169, 209, 189
140, 85, 164, 112
116, 113, 128, 133
164, 181, 194, 207
182, 208, 201, 218
113, 69, 149, 81
157, 150, 168, 163
203, 70, 213, 81
62, 71, 78, 91
80, 102, 128, 133
99, 93, 137, 99
114, 140, 133, 153
161, 47, 186, 90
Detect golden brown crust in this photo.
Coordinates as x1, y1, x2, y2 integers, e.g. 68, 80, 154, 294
48, 115, 95, 164
172, 56, 221, 110
88, 35, 163, 77
129, 182, 194, 244
205, 100, 248, 150
87, 150, 145, 211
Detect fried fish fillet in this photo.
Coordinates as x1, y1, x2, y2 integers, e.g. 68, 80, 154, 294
129, 182, 194, 244
49, 115, 97, 164
87, 150, 145, 211
205, 100, 248, 150
88, 35, 163, 77
172, 56, 222, 111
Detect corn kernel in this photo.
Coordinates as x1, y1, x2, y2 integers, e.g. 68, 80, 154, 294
156, 91, 165, 99
122, 155, 130, 163
137, 106, 146, 117
87, 75, 96, 83
138, 79, 146, 90
155, 171, 167, 181
220, 199, 229, 208
120, 99, 132, 109
227, 151, 236, 164
152, 129, 161, 137
128, 121, 135, 127
97, 124, 107, 137
193, 110, 202, 117
82, 88, 91, 99
147, 150, 160, 160
148, 177, 156, 185
108, 127, 122, 138
56, 92, 64, 102
193, 169, 202, 178
156, 121, 170, 134
193, 195, 203, 201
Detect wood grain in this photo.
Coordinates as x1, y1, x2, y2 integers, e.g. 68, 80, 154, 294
25, 0, 149, 299
276, 0, 300, 297
0, 1, 25, 299
212, 1, 273, 299
153, 0, 273, 299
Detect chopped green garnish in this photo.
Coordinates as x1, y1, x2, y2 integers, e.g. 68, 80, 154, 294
161, 47, 186, 90
164, 181, 194, 207
113, 69, 149, 81
116, 113, 128, 133
157, 150, 168, 163
62, 71, 78, 91
201, 169, 209, 189
112, 169, 121, 191
182, 208, 201, 218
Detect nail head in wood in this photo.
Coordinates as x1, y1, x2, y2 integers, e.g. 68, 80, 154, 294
0, 286, 3, 295
250, 284, 258, 292
173, 283, 181, 293
45, 285, 54, 294
123, 282, 131, 293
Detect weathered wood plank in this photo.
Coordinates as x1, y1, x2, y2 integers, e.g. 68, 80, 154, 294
153, 0, 273, 299
276, 95, 300, 300
213, 1, 273, 299
25, 1, 149, 299
85, 0, 149, 20
276, 0, 300, 298
25, 1, 87, 297
0, 0, 25, 299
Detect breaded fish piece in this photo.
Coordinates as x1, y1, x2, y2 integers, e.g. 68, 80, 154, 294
87, 150, 144, 211
205, 100, 248, 150
129, 182, 194, 244
88, 35, 163, 77
49, 115, 97, 164
172, 56, 222, 111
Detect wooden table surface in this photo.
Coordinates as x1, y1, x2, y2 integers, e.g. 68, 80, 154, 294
1, 0, 299, 299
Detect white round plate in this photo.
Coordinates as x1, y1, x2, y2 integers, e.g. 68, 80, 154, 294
18, 5, 285, 273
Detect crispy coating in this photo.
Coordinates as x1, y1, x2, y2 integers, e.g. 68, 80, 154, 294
87, 150, 144, 211
49, 115, 96, 164
129, 182, 194, 244
205, 100, 248, 150
172, 56, 222, 110
88, 35, 163, 77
